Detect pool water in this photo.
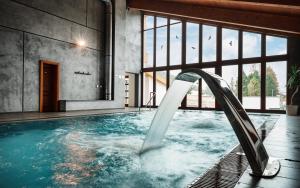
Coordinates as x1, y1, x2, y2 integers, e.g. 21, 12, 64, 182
0, 111, 278, 188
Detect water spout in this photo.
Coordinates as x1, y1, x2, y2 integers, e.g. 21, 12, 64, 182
140, 68, 280, 177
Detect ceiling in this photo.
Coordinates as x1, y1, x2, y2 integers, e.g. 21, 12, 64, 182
128, 0, 300, 37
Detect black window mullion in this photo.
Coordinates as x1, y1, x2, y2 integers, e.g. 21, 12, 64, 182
182, 21, 187, 108
199, 24, 203, 64
167, 18, 170, 88
215, 26, 222, 109
141, 13, 145, 106
182, 21, 187, 67
198, 24, 202, 108
238, 30, 243, 103
153, 17, 157, 107
216, 26, 222, 63
261, 34, 266, 110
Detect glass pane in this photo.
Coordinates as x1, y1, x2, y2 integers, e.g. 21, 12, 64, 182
144, 15, 154, 30
169, 69, 181, 86
143, 72, 153, 106
156, 17, 167, 27
155, 71, 167, 105
187, 80, 199, 107
243, 32, 261, 58
143, 30, 154, 68
266, 61, 287, 110
170, 19, 180, 24
202, 68, 215, 108
202, 25, 216, 62
169, 69, 182, 107
170, 22, 182, 65
242, 64, 261, 109
222, 65, 238, 97
156, 26, 167, 67
186, 23, 199, 64
222, 28, 238, 60
266, 36, 287, 56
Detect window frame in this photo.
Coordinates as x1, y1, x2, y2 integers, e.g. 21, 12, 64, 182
141, 12, 288, 113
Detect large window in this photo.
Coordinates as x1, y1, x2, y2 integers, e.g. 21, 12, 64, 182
242, 64, 261, 109
202, 25, 216, 62
202, 68, 215, 108
266, 36, 287, 56
155, 71, 167, 105
142, 14, 288, 112
187, 80, 199, 107
266, 61, 287, 110
222, 65, 238, 97
143, 30, 154, 68
143, 72, 153, 106
186, 23, 199, 64
170, 20, 182, 66
222, 28, 238, 60
156, 26, 167, 67
243, 32, 261, 58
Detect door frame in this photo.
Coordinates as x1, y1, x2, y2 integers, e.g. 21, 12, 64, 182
39, 60, 60, 112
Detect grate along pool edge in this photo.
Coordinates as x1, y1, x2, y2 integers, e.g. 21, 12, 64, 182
188, 116, 278, 188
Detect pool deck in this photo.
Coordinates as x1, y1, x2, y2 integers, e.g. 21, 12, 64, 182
235, 115, 300, 188
0, 108, 141, 124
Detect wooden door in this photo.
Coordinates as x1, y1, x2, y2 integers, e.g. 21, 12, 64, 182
40, 61, 60, 112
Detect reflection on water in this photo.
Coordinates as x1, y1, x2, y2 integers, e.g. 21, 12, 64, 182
53, 131, 102, 185
0, 111, 279, 188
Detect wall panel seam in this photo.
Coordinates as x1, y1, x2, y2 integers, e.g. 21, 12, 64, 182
9, 0, 103, 32
0, 24, 103, 52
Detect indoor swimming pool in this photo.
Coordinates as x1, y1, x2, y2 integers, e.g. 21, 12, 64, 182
0, 110, 279, 187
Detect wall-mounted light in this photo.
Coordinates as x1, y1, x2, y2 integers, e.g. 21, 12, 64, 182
77, 40, 86, 47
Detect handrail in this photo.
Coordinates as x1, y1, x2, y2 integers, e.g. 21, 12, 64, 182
138, 92, 156, 112
145, 92, 156, 110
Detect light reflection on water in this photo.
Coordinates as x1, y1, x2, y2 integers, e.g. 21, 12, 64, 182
0, 110, 278, 188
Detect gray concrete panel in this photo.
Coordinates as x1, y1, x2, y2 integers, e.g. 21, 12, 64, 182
125, 9, 141, 74
14, 0, 87, 26
0, 0, 102, 50
87, 0, 105, 31
0, 27, 23, 112
23, 34, 101, 111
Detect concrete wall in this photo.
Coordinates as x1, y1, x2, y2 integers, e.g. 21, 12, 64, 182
0, 0, 105, 112
64, 0, 142, 111
0, 27, 23, 112
0, 0, 142, 112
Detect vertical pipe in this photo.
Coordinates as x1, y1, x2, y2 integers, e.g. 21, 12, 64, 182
102, 0, 113, 100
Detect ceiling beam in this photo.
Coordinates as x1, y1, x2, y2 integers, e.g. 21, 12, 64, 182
128, 0, 300, 37
231, 0, 300, 7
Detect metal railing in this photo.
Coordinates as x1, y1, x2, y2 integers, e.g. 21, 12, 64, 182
139, 92, 156, 112
145, 92, 156, 110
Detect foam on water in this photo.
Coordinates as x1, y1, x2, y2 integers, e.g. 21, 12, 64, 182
0, 111, 278, 187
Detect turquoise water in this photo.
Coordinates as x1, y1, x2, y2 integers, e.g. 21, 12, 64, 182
0, 111, 277, 188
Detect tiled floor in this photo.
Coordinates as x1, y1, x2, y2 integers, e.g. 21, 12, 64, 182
0, 108, 141, 124
235, 115, 300, 188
